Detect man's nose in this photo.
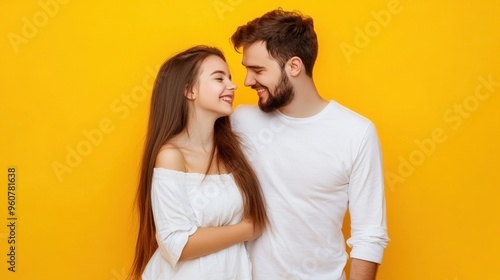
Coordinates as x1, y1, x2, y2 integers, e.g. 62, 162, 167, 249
244, 72, 256, 87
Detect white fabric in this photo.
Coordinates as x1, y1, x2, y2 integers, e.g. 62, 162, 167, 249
142, 168, 252, 280
231, 101, 389, 280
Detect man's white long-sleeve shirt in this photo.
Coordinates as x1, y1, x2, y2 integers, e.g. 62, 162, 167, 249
231, 101, 390, 280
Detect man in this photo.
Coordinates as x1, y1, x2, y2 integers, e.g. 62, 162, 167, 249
230, 8, 390, 280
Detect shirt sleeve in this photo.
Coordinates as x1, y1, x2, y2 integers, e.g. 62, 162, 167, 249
151, 169, 198, 267
346, 122, 390, 264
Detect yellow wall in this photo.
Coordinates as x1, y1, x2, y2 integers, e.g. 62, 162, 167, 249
1, 0, 499, 279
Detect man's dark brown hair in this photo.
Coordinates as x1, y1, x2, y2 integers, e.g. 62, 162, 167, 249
231, 8, 319, 77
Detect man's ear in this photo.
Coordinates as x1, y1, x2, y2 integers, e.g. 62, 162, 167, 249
287, 56, 303, 77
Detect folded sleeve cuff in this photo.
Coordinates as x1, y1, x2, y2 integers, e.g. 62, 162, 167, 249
159, 225, 198, 268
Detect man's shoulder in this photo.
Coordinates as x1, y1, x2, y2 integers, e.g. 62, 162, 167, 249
329, 100, 373, 127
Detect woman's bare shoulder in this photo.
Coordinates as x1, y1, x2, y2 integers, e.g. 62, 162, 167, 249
155, 143, 187, 172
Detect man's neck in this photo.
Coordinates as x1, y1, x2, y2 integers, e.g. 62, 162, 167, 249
279, 81, 329, 118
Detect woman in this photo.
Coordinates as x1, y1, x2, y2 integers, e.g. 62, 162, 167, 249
129, 45, 267, 279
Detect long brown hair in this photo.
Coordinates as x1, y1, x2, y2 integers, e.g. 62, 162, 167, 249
129, 45, 267, 279
231, 8, 318, 77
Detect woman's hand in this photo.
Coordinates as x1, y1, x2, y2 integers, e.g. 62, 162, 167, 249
239, 218, 263, 241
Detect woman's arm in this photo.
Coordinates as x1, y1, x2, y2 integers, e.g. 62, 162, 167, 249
179, 219, 260, 261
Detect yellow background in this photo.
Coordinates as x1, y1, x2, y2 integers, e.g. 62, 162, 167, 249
1, 0, 499, 279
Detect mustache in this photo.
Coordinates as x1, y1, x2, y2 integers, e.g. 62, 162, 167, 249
251, 83, 266, 90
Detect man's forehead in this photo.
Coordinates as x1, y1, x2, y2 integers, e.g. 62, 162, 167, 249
243, 41, 268, 55
242, 42, 274, 66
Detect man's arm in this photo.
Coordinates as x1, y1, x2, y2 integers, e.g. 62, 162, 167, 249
346, 122, 389, 278
350, 258, 379, 280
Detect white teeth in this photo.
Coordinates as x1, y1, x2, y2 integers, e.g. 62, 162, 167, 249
221, 97, 232, 102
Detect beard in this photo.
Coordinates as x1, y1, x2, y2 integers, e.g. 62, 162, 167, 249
258, 70, 295, 113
